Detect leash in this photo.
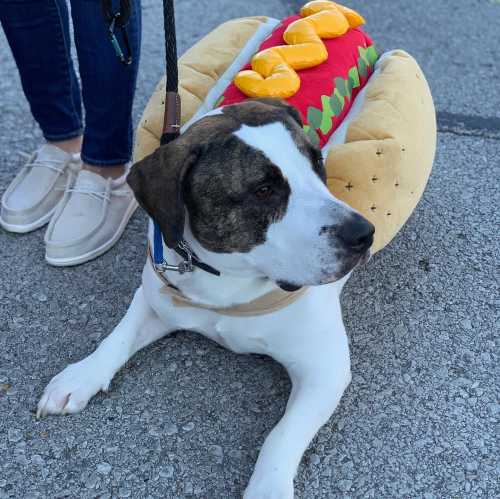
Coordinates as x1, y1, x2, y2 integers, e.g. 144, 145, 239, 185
154, 0, 220, 276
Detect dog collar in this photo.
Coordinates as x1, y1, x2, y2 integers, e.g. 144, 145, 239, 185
148, 243, 308, 317
152, 221, 221, 276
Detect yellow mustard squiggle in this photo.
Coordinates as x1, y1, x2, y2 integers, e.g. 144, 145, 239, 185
234, 1, 365, 99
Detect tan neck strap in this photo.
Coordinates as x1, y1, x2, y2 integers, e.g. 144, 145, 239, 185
148, 245, 308, 317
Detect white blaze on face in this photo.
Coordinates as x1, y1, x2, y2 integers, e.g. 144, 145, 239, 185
234, 122, 355, 286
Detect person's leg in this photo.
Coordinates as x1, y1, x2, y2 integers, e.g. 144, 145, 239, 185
70, 0, 142, 178
0, 0, 83, 148
43, 0, 141, 265
0, 0, 84, 233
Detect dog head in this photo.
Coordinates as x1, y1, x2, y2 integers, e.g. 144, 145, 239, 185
128, 99, 374, 289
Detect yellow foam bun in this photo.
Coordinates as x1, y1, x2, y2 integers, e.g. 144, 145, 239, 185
134, 16, 436, 254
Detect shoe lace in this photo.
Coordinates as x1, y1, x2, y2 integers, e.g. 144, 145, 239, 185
19, 150, 74, 174
57, 184, 130, 202
64, 187, 111, 202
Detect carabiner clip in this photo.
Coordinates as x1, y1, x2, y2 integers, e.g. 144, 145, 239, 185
108, 13, 132, 66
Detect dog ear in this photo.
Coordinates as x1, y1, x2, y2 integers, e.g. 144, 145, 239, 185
127, 140, 199, 248
251, 98, 303, 127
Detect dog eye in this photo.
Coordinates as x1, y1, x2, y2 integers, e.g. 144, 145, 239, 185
254, 185, 273, 200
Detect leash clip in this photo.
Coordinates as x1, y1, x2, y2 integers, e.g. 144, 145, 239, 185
155, 240, 195, 275
155, 260, 193, 274
107, 12, 132, 65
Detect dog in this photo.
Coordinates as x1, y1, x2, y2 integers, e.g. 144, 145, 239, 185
37, 99, 374, 498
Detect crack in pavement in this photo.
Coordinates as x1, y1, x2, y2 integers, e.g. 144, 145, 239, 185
437, 111, 500, 140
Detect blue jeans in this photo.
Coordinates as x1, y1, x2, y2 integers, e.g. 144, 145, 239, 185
0, 0, 141, 166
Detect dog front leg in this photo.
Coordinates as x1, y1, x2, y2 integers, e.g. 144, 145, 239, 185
37, 285, 169, 417
244, 327, 351, 499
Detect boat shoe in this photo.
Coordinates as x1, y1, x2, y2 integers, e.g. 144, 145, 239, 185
0, 144, 81, 233
44, 168, 138, 266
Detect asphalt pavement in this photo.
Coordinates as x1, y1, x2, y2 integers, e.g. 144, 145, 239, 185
1, 1, 499, 498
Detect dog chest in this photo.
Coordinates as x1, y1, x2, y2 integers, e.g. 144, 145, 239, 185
211, 318, 271, 354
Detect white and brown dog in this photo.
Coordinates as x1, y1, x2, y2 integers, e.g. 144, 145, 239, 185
37, 99, 374, 498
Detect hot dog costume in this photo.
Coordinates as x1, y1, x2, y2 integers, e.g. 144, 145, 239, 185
134, 1, 436, 254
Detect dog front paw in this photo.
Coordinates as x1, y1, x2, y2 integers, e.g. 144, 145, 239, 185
36, 357, 111, 418
243, 474, 294, 499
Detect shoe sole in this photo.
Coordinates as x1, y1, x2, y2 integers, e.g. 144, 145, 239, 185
45, 200, 138, 267
0, 206, 57, 234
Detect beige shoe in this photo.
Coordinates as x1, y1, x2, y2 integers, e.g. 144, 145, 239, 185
0, 144, 81, 233
44, 167, 137, 266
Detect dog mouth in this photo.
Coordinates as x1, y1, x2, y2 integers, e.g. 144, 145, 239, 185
358, 249, 371, 266
330, 249, 371, 281
276, 250, 371, 290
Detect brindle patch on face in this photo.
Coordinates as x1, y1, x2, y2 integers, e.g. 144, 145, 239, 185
129, 98, 327, 253
181, 99, 325, 253
184, 133, 291, 253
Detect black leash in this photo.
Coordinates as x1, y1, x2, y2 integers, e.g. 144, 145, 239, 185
102, 0, 133, 65
160, 0, 181, 145
156, 0, 220, 277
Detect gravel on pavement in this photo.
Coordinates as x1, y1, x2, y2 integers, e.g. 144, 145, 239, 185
1, 1, 498, 498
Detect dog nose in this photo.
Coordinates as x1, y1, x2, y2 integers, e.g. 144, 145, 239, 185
337, 214, 375, 251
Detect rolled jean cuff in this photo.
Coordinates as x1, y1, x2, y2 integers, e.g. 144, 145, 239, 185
80, 153, 131, 167
43, 128, 83, 142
